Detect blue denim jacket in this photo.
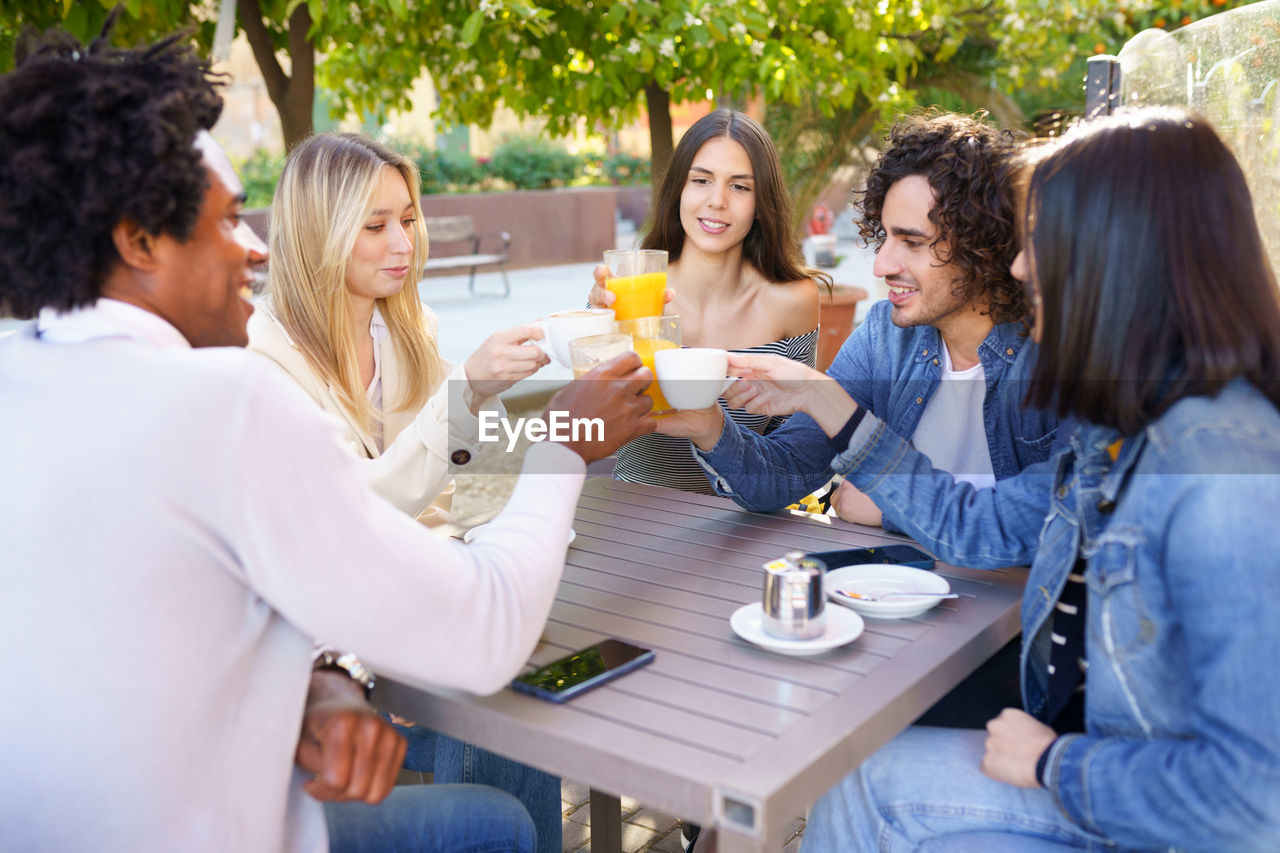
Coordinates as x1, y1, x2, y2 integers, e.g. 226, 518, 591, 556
834, 380, 1280, 850
697, 299, 1058, 509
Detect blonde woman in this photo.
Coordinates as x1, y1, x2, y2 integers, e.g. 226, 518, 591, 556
248, 132, 561, 852
249, 132, 546, 527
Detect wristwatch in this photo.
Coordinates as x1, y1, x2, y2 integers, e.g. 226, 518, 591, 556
313, 649, 376, 699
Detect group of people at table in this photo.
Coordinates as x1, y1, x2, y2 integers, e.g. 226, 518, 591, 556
2, 19, 1277, 853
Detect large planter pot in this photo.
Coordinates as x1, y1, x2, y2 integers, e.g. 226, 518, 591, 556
817, 284, 868, 371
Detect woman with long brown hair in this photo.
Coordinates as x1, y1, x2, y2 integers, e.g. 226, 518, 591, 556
592, 109, 830, 492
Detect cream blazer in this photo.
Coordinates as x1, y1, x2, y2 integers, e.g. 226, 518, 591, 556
247, 301, 499, 528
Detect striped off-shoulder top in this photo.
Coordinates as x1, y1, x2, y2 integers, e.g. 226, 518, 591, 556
612, 327, 818, 494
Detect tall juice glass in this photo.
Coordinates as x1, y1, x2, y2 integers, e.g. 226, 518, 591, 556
616, 315, 680, 413
604, 249, 667, 321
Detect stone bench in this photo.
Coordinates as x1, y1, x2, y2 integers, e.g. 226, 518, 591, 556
422, 215, 511, 298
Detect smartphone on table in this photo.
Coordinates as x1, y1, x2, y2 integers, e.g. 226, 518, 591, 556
804, 544, 935, 571
509, 638, 655, 703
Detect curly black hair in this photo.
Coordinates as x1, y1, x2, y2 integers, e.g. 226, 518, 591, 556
856, 111, 1025, 327
0, 15, 224, 318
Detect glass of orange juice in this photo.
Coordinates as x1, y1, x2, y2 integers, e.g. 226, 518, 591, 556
604, 249, 667, 320
615, 315, 680, 413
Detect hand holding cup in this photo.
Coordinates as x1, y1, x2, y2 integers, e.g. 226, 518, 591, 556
547, 352, 656, 463
464, 324, 551, 400
653, 347, 735, 411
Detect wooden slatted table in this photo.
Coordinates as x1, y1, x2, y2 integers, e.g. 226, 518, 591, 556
379, 477, 1025, 852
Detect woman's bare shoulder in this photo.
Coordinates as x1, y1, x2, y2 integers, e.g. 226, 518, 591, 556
761, 275, 821, 335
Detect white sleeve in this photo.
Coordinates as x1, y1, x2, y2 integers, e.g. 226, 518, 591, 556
366, 362, 505, 518
231, 366, 581, 695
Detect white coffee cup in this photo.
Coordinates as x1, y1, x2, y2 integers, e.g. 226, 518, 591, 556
654, 347, 736, 410
532, 308, 616, 367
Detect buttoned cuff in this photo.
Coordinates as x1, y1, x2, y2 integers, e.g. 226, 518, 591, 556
414, 364, 505, 468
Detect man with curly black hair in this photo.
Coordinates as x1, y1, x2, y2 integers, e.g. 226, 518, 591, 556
0, 21, 653, 853
821, 111, 1055, 525
665, 111, 1058, 529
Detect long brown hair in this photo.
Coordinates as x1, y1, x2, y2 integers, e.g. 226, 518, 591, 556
642, 109, 829, 288
1022, 108, 1280, 432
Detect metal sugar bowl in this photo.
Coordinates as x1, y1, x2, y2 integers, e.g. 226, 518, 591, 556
761, 551, 827, 640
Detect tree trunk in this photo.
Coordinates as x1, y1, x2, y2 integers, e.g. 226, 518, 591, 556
645, 83, 674, 196
237, 0, 315, 151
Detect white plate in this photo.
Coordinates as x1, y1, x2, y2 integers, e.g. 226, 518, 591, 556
729, 602, 864, 656
463, 523, 576, 546
825, 564, 951, 619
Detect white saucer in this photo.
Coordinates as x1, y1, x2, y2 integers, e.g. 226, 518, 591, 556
826, 564, 951, 619
464, 523, 576, 546
729, 602, 864, 656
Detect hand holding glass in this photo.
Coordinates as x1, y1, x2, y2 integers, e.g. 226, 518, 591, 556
603, 250, 667, 321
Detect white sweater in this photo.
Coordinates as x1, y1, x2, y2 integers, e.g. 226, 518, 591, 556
0, 300, 582, 852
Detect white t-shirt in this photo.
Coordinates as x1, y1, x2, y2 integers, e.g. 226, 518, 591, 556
0, 300, 583, 852
911, 341, 997, 489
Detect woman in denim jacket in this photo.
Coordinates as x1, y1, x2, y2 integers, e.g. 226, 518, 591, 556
726, 109, 1280, 850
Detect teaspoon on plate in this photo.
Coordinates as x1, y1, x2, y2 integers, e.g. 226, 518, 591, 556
835, 589, 958, 603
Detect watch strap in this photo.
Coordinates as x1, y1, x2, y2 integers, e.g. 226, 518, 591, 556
313, 649, 375, 699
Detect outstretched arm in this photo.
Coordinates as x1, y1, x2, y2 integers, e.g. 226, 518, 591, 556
660, 354, 862, 511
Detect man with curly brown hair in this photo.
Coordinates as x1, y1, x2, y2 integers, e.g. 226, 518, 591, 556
665, 111, 1058, 524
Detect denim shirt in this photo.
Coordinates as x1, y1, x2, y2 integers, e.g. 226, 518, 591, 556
697, 299, 1058, 510
834, 380, 1280, 851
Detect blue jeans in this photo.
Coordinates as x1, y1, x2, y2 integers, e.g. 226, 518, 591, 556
802, 727, 1111, 852
397, 724, 561, 853
324, 784, 534, 853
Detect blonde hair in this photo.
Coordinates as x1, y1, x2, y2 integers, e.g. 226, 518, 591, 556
267, 133, 443, 437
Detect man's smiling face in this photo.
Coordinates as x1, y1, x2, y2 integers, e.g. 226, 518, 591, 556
872, 174, 970, 331
147, 132, 267, 347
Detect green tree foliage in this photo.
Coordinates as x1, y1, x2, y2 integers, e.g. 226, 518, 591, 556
403, 0, 1124, 220
235, 146, 286, 208
0, 1, 203, 71
6, 1, 1259, 221
0, 0, 546, 151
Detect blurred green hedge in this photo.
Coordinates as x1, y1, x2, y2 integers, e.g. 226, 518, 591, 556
236, 138, 649, 208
